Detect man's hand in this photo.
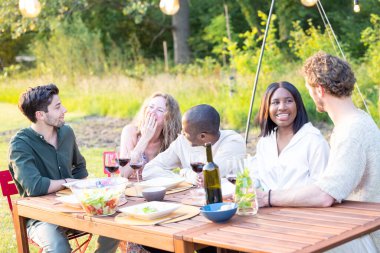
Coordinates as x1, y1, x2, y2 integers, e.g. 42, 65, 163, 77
65, 178, 79, 183
256, 188, 269, 207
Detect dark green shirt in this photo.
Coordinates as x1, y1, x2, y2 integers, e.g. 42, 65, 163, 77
8, 125, 88, 197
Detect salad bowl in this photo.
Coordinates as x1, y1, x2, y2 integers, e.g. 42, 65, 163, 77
70, 177, 129, 216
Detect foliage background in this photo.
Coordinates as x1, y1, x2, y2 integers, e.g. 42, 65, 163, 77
0, 1, 379, 251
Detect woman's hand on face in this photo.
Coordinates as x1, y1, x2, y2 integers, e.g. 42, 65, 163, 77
140, 113, 158, 142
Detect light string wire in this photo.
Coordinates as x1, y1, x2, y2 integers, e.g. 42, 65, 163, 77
244, 0, 276, 144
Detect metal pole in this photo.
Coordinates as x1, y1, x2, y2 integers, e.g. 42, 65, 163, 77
244, 0, 276, 144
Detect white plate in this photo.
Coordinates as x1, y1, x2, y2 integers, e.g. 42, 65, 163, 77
119, 201, 181, 220
62, 181, 79, 188
56, 195, 81, 208
136, 177, 184, 190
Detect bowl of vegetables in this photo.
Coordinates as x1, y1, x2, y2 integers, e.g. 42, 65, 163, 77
70, 177, 129, 216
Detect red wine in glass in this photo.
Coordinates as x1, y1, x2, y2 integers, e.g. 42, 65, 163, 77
105, 166, 119, 174
130, 161, 144, 183
227, 175, 237, 184
117, 158, 130, 167
190, 162, 204, 174
130, 163, 143, 170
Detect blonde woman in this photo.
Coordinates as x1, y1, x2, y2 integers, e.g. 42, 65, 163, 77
119, 92, 182, 179
118, 92, 181, 253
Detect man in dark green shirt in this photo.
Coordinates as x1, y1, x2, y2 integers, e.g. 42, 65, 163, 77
10, 126, 87, 197
8, 84, 119, 253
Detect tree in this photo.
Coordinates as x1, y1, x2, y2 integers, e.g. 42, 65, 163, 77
172, 0, 190, 64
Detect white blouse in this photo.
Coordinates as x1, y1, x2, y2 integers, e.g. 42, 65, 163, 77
250, 122, 330, 191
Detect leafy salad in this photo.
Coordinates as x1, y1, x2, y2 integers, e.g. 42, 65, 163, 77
77, 188, 120, 216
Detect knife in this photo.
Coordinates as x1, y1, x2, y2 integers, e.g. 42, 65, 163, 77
153, 213, 188, 226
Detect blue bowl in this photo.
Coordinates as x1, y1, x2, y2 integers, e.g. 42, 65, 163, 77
200, 202, 237, 223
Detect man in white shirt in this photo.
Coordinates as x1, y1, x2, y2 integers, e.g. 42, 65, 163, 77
142, 104, 246, 185
257, 52, 380, 252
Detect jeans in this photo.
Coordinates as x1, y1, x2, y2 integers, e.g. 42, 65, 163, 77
27, 219, 119, 253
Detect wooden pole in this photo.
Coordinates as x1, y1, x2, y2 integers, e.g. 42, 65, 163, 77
163, 41, 169, 72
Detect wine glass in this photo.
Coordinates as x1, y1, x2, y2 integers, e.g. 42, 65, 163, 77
189, 151, 206, 188
116, 147, 131, 168
226, 156, 244, 184
104, 152, 119, 177
129, 152, 145, 183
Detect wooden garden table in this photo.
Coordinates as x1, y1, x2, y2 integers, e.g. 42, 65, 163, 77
12, 189, 380, 253
179, 201, 380, 253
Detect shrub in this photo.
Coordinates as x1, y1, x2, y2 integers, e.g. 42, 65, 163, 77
224, 11, 285, 76
289, 20, 339, 61
32, 15, 106, 80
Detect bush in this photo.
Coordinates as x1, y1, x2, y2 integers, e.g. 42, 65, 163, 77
32, 15, 106, 80
223, 11, 285, 76
361, 14, 380, 82
289, 20, 339, 62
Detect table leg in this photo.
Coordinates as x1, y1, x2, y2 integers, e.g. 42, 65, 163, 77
12, 203, 30, 253
174, 235, 195, 253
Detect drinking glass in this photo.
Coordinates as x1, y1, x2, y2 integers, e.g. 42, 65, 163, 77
226, 157, 241, 185
129, 152, 145, 183
104, 152, 119, 177
189, 151, 206, 187
233, 157, 259, 216
116, 147, 131, 168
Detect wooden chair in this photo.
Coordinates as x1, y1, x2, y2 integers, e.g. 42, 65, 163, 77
0, 170, 92, 253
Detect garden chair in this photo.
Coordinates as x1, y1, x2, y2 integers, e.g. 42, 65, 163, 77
0, 169, 92, 253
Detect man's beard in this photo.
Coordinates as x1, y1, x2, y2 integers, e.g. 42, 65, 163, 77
315, 97, 325, 113
45, 115, 65, 128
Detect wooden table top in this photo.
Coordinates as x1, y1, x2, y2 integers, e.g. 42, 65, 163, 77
179, 201, 380, 253
13, 188, 380, 253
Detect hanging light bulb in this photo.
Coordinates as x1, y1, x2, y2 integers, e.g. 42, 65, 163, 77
159, 0, 180, 15
301, 0, 318, 7
19, 0, 41, 18
353, 0, 360, 12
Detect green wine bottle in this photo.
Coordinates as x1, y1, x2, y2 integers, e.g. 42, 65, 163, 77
203, 142, 223, 204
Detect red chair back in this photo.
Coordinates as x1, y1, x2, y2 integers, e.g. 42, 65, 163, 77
0, 169, 92, 253
0, 170, 18, 211
103, 151, 120, 177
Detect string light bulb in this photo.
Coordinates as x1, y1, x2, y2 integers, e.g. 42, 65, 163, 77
159, 0, 180, 15
301, 0, 318, 7
353, 0, 360, 12
19, 0, 41, 18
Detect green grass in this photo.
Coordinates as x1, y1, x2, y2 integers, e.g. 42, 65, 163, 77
1, 64, 378, 128
0, 103, 29, 252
